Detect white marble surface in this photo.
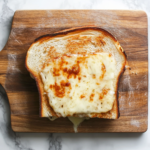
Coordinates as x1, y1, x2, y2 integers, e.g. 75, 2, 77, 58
0, 0, 150, 150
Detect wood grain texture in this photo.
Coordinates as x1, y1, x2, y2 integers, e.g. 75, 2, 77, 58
0, 10, 148, 132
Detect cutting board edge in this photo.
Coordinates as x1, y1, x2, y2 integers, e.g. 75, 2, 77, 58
0, 10, 148, 133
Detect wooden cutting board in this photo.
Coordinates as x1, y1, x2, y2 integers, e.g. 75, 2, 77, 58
0, 10, 148, 132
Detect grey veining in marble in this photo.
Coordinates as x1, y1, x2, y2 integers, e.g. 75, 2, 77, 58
0, 85, 31, 150
0, 84, 61, 149
0, 0, 13, 51
0, 0, 150, 150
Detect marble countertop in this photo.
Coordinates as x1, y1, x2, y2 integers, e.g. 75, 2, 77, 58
0, 0, 149, 150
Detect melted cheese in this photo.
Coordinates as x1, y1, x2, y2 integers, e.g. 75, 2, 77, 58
30, 73, 34, 79
48, 116, 57, 121
40, 53, 117, 117
68, 117, 87, 133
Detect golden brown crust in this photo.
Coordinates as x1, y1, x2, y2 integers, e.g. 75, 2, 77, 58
35, 27, 119, 45
116, 52, 127, 118
25, 26, 126, 119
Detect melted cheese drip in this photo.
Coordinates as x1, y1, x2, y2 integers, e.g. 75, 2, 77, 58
40, 53, 117, 117
48, 116, 57, 121
68, 117, 86, 133
30, 73, 34, 79
48, 116, 88, 132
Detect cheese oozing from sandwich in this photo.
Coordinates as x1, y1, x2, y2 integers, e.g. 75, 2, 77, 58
68, 117, 87, 133
40, 53, 117, 117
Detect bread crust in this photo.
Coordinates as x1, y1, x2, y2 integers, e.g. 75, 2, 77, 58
25, 27, 126, 119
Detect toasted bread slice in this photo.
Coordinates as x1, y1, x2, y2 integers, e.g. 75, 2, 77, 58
25, 27, 126, 119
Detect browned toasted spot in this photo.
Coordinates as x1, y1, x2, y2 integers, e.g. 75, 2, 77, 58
43, 47, 47, 53
47, 46, 58, 57
61, 81, 70, 87
42, 63, 46, 69
94, 49, 103, 53
63, 55, 71, 58
78, 77, 81, 80
99, 89, 109, 100
79, 36, 91, 42
53, 68, 60, 76
41, 58, 52, 70
80, 95, 85, 99
77, 52, 87, 55
52, 57, 70, 77
63, 64, 80, 79
92, 74, 96, 79
51, 82, 65, 98
99, 94, 103, 100
103, 89, 109, 95
96, 83, 100, 85
70, 34, 80, 40
50, 80, 71, 98
42, 46, 63, 69
109, 53, 112, 57
67, 91, 70, 94
66, 35, 91, 53
90, 93, 95, 101
99, 63, 106, 80
95, 35, 106, 47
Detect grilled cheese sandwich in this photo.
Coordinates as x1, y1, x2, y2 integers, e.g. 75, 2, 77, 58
25, 27, 126, 132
